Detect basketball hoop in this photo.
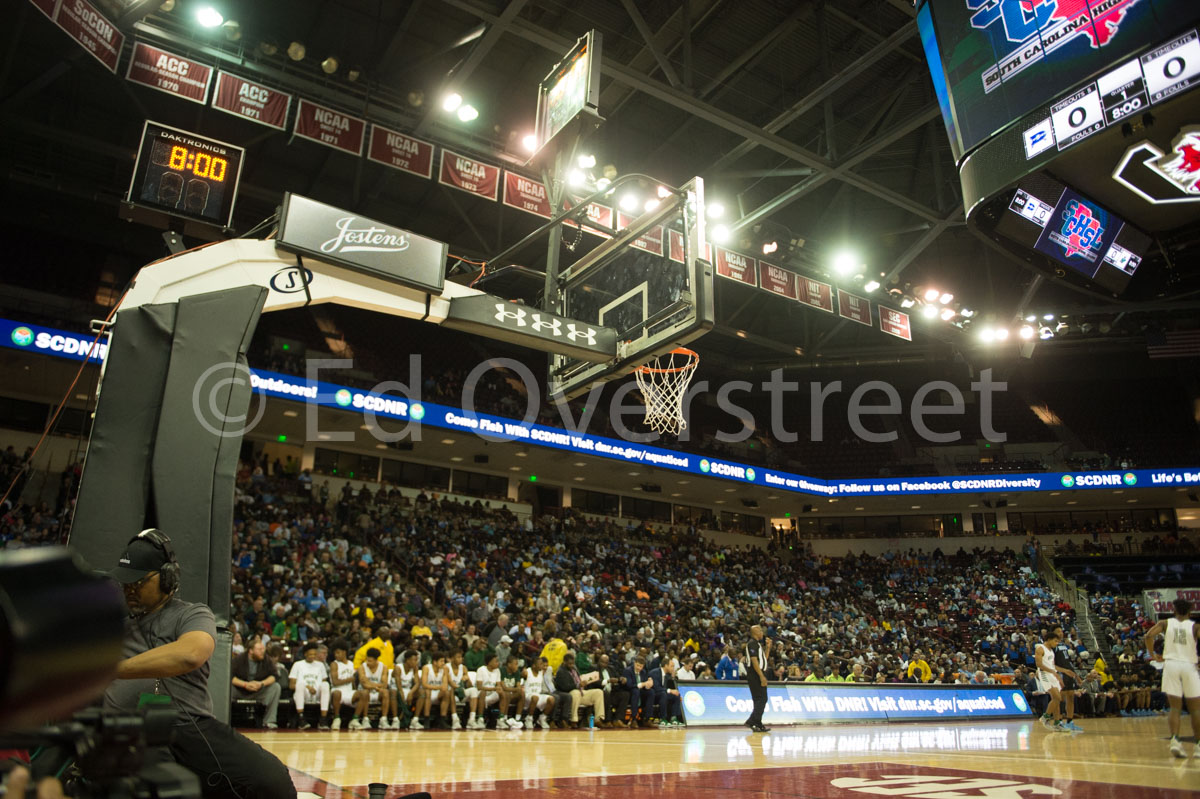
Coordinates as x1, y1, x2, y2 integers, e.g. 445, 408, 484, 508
634, 347, 699, 435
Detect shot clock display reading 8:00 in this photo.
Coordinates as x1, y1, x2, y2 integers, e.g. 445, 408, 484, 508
127, 120, 245, 228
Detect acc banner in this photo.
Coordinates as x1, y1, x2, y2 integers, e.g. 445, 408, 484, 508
293, 99, 366, 156
368, 125, 435, 179
678, 681, 1030, 726
879, 307, 912, 341
51, 0, 124, 73
798, 276, 834, 312
439, 149, 500, 201
715, 247, 757, 287
126, 42, 213, 104
838, 289, 872, 326
759, 261, 798, 300
211, 72, 290, 130
502, 172, 552, 218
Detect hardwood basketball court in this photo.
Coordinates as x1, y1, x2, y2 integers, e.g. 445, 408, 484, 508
253, 716, 1200, 798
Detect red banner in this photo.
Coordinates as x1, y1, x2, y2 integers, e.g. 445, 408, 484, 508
126, 42, 212, 104
293, 99, 366, 156
798, 276, 834, 313
438, 149, 500, 201
367, 125, 435, 179
758, 261, 798, 300
714, 247, 757, 287
53, 0, 124, 73
669, 229, 685, 263
838, 289, 872, 327
211, 71, 290, 130
502, 172, 552, 218
615, 213, 664, 255
879, 307, 912, 341
30, 0, 58, 19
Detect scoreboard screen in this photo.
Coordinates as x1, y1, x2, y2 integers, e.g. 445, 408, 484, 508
996, 173, 1151, 294
126, 120, 244, 229
918, 0, 1200, 163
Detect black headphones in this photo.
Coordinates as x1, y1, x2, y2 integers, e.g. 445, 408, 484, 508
133, 528, 180, 595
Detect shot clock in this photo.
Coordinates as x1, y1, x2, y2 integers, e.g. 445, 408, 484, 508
127, 120, 244, 229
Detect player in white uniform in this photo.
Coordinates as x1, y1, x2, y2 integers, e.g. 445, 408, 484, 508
523, 656, 556, 729
329, 642, 360, 730
419, 652, 453, 729
390, 650, 423, 730
446, 650, 470, 730
1144, 597, 1200, 758
1034, 631, 1068, 732
468, 653, 503, 730
288, 643, 332, 729
357, 647, 392, 730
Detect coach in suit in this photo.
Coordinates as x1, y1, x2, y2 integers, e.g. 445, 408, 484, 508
624, 655, 654, 727
649, 661, 683, 723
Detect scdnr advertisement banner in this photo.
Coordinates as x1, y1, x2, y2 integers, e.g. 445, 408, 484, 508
838, 288, 872, 326
52, 0, 124, 73
879, 307, 912, 341
293, 99, 366, 156
367, 125, 435, 179
1143, 588, 1200, 618
211, 71, 290, 130
439, 149, 500, 201
126, 42, 213, 104
715, 247, 757, 287
502, 172, 552, 218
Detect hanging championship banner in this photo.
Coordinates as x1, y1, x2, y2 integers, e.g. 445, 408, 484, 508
838, 289, 872, 326
879, 307, 912, 341
30, 0, 59, 20
798, 276, 834, 313
758, 261, 799, 300
126, 42, 213, 104
211, 71, 290, 130
502, 172, 552, 218
566, 201, 614, 238
367, 125, 435, 179
439, 149, 500, 201
669, 229, 686, 263
714, 247, 757, 287
53, 0, 124, 73
294, 99, 366, 156
615, 213, 664, 255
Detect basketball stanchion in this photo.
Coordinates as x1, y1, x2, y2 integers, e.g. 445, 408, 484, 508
633, 347, 699, 435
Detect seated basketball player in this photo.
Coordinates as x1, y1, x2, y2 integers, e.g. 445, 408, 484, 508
418, 651, 453, 729
468, 652, 503, 729
523, 656, 557, 729
328, 643, 360, 730
499, 654, 527, 729
288, 643, 332, 729
358, 647, 392, 730
391, 649, 423, 730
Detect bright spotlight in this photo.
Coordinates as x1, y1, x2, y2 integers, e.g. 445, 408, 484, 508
577, 154, 596, 169
619, 193, 639, 212
195, 5, 223, 27
939, 292, 954, 305
567, 169, 586, 187
521, 134, 538, 152
994, 327, 1010, 341
762, 241, 779, 256
900, 297, 916, 309
1039, 326, 1055, 340
921, 304, 939, 319
456, 104, 478, 122
595, 177, 611, 190
940, 308, 956, 321
1024, 314, 1036, 323
1043, 313, 1055, 321
960, 308, 975, 318
833, 252, 857, 276
1019, 325, 1035, 340
924, 288, 940, 302
321, 56, 339, 74
706, 201, 724, 219
287, 41, 306, 61
656, 185, 672, 199
711, 224, 731, 244
979, 328, 996, 343
643, 198, 660, 213
863, 280, 880, 292
442, 92, 463, 112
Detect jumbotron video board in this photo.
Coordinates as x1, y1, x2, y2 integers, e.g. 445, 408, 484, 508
918, 0, 1200, 298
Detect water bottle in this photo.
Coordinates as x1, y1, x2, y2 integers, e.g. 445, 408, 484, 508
588, 712, 594, 730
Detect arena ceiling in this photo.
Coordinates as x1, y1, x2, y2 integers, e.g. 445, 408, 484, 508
1, 0, 1198, 372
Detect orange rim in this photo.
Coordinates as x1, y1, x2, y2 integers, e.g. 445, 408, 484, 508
633, 347, 699, 374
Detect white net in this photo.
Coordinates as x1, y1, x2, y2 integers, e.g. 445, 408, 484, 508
634, 348, 699, 436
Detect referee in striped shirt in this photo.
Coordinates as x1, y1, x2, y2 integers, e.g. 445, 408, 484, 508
745, 624, 771, 732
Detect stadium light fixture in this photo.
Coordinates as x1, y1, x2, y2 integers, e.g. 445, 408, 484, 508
706, 201, 724, 219
1019, 325, 1035, 339
287, 41, 306, 61
442, 92, 463, 112
567, 169, 586, 187
863, 280, 880, 292
939, 292, 954, 305
521, 134, 538, 152
1025, 314, 1037, 323
577, 154, 596, 169
900, 297, 916, 309
195, 6, 223, 27
995, 327, 1010, 341
833, 251, 857, 276
763, 241, 779, 256
644, 198, 660, 212
711, 224, 731, 244
1043, 313, 1055, 321
921, 304, 938, 319
923, 288, 940, 302
595, 177, 611, 190
619, 193, 639, 212
456, 104, 478, 122
1039, 325, 1054, 340
940, 308, 956, 321
656, 185, 672, 199
960, 308, 975, 318
979, 327, 995, 343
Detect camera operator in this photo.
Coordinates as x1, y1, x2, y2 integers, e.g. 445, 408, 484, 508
103, 530, 295, 799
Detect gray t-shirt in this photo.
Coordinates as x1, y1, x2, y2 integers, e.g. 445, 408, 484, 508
104, 597, 218, 722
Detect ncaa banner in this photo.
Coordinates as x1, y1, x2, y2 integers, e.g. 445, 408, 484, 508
368, 125, 435, 179
502, 172, 552, 218
439, 149, 500, 201
293, 99, 366, 156
52, 0, 124, 73
879, 307, 912, 341
838, 288, 872, 326
714, 247, 757, 287
211, 71, 290, 130
758, 261, 799, 300
126, 42, 213, 105
565, 200, 615, 239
